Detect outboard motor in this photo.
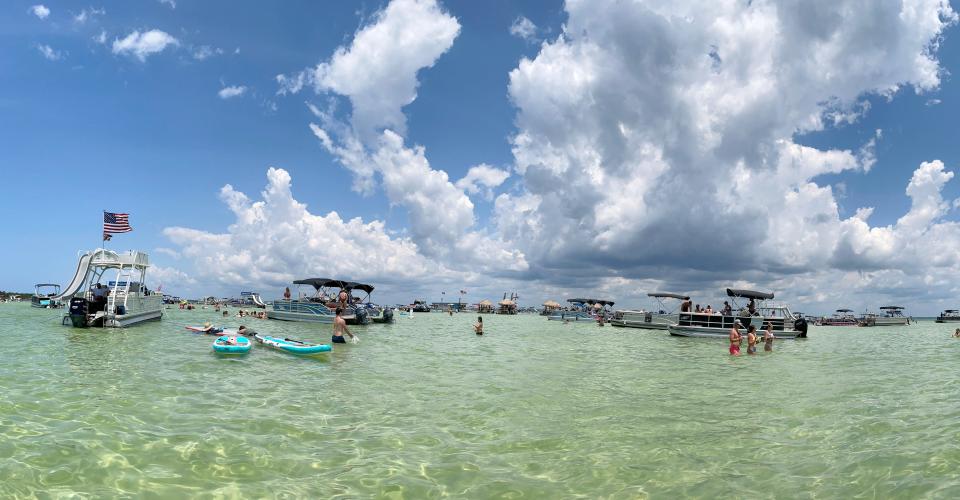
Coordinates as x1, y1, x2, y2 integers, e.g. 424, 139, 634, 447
382, 307, 394, 323
794, 316, 808, 338
68, 297, 89, 328
354, 306, 370, 325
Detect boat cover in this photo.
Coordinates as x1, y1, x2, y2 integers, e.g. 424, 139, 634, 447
726, 288, 774, 300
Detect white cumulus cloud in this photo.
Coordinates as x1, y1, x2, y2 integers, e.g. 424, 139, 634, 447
30, 5, 50, 20
456, 164, 511, 200
112, 29, 179, 62
36, 44, 62, 61
509, 16, 537, 41
218, 85, 247, 99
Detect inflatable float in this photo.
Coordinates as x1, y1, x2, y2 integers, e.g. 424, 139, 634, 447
213, 335, 251, 354
254, 334, 332, 355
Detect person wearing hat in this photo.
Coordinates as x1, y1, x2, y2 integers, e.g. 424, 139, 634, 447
729, 320, 743, 356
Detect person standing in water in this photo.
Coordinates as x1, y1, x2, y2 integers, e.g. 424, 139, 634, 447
954, 328, 960, 338
333, 307, 356, 344
729, 321, 742, 356
746, 325, 758, 355
763, 322, 775, 351
474, 316, 483, 335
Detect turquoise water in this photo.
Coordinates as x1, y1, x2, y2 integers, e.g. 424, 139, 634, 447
2, 304, 960, 498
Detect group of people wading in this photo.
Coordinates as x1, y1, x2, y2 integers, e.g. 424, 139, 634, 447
728, 320, 775, 355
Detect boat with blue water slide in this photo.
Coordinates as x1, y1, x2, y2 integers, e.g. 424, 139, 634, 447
267, 278, 370, 325
547, 298, 614, 321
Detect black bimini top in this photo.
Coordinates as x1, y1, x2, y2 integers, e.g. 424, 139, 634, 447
726, 289, 774, 300
292, 278, 335, 289
945, 309, 958, 313
35, 283, 60, 288
879, 306, 904, 310
347, 282, 374, 294
567, 298, 615, 306
648, 292, 690, 300
836, 309, 853, 313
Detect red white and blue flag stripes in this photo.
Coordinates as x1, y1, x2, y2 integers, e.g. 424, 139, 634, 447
103, 211, 132, 241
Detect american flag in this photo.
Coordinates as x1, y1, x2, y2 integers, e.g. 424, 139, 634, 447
103, 211, 132, 236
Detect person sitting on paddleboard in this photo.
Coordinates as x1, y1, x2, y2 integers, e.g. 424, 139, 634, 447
333, 308, 356, 344
474, 316, 483, 335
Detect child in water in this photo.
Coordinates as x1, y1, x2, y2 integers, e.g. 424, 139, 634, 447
474, 316, 483, 335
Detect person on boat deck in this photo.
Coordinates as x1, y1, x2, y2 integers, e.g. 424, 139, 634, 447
729, 320, 742, 356
748, 298, 757, 316
474, 316, 483, 335
283, 287, 291, 300
721, 301, 732, 316
332, 307, 356, 344
695, 304, 702, 313
680, 299, 692, 313
763, 322, 776, 351
704, 305, 714, 315
91, 283, 110, 311
746, 325, 758, 355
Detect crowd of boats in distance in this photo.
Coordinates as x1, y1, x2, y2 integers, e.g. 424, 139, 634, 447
17, 247, 960, 339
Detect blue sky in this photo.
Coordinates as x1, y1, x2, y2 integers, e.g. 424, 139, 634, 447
4, 0, 960, 314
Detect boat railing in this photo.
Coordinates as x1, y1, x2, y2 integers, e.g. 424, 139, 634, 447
677, 312, 790, 331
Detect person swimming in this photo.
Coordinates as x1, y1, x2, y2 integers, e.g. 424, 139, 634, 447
474, 316, 483, 335
729, 321, 742, 356
746, 325, 758, 354
954, 328, 960, 338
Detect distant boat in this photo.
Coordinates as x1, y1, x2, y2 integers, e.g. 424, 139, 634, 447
935, 309, 960, 323
610, 292, 689, 330
819, 309, 858, 326
859, 306, 911, 327
31, 283, 61, 308
548, 298, 613, 321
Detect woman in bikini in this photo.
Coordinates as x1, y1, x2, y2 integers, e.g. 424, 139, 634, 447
746, 325, 758, 355
729, 322, 742, 356
763, 323, 775, 351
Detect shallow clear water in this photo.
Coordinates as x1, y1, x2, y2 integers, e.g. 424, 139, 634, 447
2, 304, 960, 498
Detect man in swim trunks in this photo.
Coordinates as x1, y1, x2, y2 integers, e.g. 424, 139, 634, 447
729, 321, 742, 356
474, 316, 483, 335
332, 307, 355, 344
746, 325, 758, 354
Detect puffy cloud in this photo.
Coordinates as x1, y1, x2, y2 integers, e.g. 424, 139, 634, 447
36, 44, 62, 61
159, 0, 176, 9
455, 164, 511, 200
218, 85, 247, 99
281, 0, 460, 141
29, 5, 50, 20
498, 0, 958, 303
93, 30, 107, 45
509, 16, 537, 41
192, 45, 223, 60
73, 7, 104, 24
112, 29, 179, 62
292, 0, 525, 270
163, 167, 447, 292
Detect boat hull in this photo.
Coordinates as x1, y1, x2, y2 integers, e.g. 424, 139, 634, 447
668, 324, 802, 339
267, 309, 334, 323
547, 312, 595, 321
609, 312, 676, 330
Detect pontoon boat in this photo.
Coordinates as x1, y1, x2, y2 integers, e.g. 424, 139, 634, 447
667, 289, 807, 339
610, 292, 689, 330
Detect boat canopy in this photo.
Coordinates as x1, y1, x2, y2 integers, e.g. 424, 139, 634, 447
945, 309, 958, 313
648, 292, 690, 300
567, 298, 614, 306
726, 288, 774, 300
879, 306, 904, 310
35, 283, 60, 287
836, 309, 853, 312
346, 282, 374, 294
293, 278, 335, 289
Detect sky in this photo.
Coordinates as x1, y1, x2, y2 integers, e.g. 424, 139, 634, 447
3, 0, 960, 315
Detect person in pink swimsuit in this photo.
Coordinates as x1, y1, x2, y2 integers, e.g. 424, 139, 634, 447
729, 321, 742, 356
